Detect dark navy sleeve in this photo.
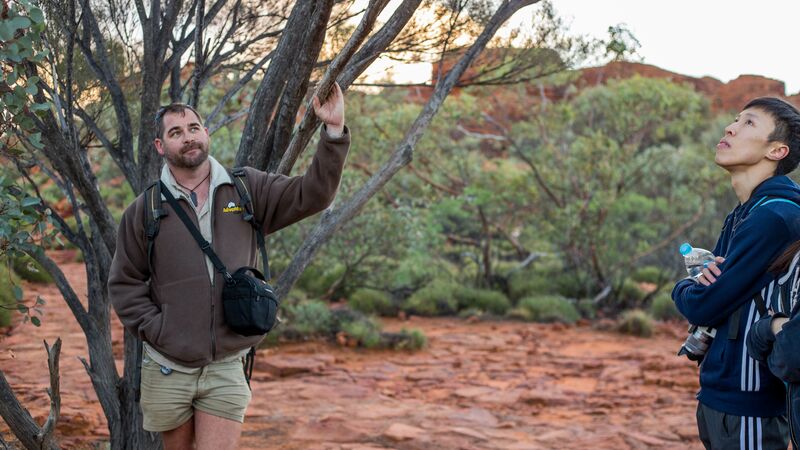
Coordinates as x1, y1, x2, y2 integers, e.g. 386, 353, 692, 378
747, 315, 778, 362
762, 316, 800, 383
672, 208, 792, 326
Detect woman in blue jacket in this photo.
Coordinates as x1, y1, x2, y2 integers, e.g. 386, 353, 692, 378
748, 243, 800, 448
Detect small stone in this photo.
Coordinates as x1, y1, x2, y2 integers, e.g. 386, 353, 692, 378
383, 423, 426, 441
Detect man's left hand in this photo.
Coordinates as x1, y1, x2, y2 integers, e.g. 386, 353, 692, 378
313, 82, 345, 137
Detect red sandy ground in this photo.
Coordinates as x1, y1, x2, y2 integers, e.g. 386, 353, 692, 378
0, 251, 704, 449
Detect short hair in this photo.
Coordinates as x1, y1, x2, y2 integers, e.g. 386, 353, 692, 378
154, 103, 204, 139
743, 97, 800, 175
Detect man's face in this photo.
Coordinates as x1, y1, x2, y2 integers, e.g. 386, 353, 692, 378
154, 109, 210, 170
715, 107, 781, 171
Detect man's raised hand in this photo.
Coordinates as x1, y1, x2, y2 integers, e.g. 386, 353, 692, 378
313, 82, 345, 137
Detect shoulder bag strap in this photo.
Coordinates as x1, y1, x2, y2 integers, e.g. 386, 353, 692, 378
160, 181, 232, 283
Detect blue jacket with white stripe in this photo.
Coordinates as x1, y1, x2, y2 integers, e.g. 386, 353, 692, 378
673, 175, 800, 417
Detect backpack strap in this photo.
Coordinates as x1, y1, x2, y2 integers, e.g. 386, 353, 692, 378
229, 168, 270, 280
143, 181, 168, 275
728, 292, 768, 340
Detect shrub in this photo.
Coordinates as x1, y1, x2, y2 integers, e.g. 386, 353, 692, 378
348, 288, 395, 316
576, 298, 596, 319
508, 271, 551, 301
458, 307, 484, 318
12, 255, 53, 284
454, 287, 511, 315
649, 292, 682, 321
340, 317, 382, 348
617, 279, 646, 304
0, 268, 17, 327
552, 273, 590, 299
403, 280, 459, 316
514, 295, 579, 324
295, 264, 346, 298
632, 266, 667, 284
379, 328, 428, 350
506, 306, 532, 321
281, 300, 334, 338
394, 328, 427, 350
617, 309, 655, 337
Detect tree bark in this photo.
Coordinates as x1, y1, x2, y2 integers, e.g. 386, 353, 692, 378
0, 339, 62, 450
277, 0, 422, 176
235, 0, 316, 168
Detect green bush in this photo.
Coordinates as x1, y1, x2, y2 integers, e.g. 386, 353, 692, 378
649, 292, 682, 321
632, 266, 667, 284
394, 328, 427, 350
281, 300, 334, 338
576, 298, 596, 319
340, 316, 382, 348
514, 295, 580, 324
348, 288, 395, 316
454, 287, 511, 315
552, 273, 590, 299
506, 306, 533, 321
0, 268, 17, 327
403, 280, 459, 316
12, 255, 53, 284
617, 309, 655, 337
458, 307, 484, 318
617, 279, 646, 304
508, 271, 551, 301
295, 264, 346, 298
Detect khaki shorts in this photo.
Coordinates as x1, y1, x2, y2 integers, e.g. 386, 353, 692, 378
139, 356, 252, 432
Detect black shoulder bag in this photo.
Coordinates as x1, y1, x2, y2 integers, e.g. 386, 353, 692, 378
160, 181, 279, 337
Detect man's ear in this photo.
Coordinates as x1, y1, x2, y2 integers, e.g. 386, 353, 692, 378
767, 143, 790, 162
154, 138, 165, 156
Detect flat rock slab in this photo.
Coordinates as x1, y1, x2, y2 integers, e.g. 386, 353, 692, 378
383, 423, 428, 441
259, 355, 328, 377
290, 418, 368, 442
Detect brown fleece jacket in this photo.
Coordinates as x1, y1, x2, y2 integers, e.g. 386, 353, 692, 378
108, 127, 349, 367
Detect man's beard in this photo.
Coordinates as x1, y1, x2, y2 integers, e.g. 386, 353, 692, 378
166, 141, 208, 169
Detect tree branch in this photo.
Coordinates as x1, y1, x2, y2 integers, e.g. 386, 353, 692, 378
275, 0, 539, 298
0, 340, 62, 450
277, 0, 422, 175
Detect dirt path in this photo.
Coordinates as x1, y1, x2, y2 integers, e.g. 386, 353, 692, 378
1, 252, 703, 449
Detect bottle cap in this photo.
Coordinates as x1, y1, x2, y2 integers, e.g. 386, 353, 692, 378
679, 243, 693, 256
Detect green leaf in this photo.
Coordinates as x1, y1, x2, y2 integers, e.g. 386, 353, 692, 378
28, 132, 43, 149
0, 23, 12, 41
29, 8, 44, 25
7, 69, 18, 85
35, 296, 46, 306
25, 83, 37, 96
31, 316, 41, 327
21, 197, 40, 207
17, 303, 29, 313
7, 16, 32, 33
13, 286, 23, 301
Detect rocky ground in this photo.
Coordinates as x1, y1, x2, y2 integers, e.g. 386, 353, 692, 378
0, 251, 703, 449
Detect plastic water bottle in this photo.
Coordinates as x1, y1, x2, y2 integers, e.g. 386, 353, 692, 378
676, 242, 717, 362
679, 243, 715, 279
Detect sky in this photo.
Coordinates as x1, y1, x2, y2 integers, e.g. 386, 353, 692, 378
369, 0, 800, 94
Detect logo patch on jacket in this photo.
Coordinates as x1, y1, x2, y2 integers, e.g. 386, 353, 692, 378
223, 201, 243, 213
